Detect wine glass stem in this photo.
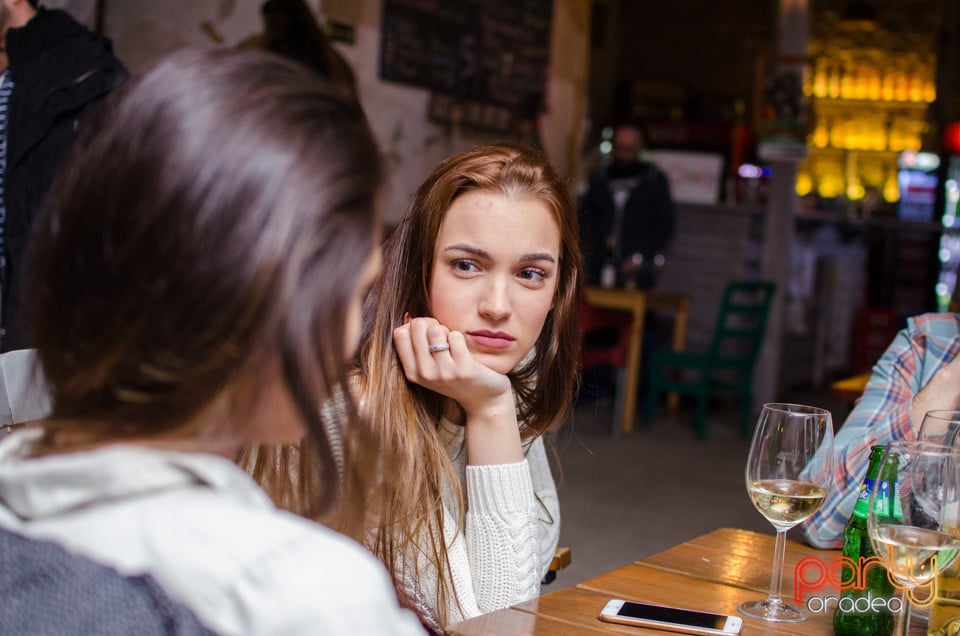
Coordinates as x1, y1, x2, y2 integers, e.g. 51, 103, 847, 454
767, 528, 788, 605
895, 589, 911, 636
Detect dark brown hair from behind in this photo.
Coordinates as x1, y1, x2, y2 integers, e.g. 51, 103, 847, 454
22, 46, 383, 526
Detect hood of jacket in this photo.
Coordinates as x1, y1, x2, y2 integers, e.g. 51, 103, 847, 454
0, 430, 267, 524
7, 7, 114, 72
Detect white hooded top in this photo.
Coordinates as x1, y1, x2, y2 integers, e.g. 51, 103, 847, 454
0, 430, 424, 635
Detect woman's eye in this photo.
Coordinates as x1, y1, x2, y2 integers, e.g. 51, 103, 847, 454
519, 268, 548, 283
452, 259, 479, 273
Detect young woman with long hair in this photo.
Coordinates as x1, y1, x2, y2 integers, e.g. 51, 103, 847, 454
356, 143, 582, 630
0, 47, 423, 635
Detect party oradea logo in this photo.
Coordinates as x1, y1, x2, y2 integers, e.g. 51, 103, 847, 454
793, 549, 946, 614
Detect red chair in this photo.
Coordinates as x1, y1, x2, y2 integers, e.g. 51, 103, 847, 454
578, 300, 632, 435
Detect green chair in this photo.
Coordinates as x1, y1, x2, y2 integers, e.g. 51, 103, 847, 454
644, 280, 776, 439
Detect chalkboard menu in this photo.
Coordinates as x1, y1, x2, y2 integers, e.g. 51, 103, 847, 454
379, 0, 552, 111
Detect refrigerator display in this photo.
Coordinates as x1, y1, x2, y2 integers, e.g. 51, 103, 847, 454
897, 151, 939, 222
936, 155, 960, 310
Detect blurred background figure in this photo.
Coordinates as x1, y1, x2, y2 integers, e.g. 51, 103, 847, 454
0, 0, 127, 352
577, 122, 677, 408
579, 122, 675, 290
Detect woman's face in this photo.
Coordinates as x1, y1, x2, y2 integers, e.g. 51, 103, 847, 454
429, 190, 560, 375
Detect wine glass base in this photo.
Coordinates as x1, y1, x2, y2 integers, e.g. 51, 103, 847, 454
738, 599, 807, 623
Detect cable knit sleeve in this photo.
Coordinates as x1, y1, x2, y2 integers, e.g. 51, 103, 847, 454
464, 459, 540, 612
425, 435, 559, 628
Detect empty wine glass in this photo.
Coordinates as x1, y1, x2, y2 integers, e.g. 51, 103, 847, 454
919, 410, 960, 448
867, 441, 960, 636
740, 403, 834, 623
916, 411, 960, 633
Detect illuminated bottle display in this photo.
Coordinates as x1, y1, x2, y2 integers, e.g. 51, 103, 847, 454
833, 446, 896, 636
801, 51, 936, 202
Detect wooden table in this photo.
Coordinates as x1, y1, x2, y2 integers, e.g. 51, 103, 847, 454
449, 528, 845, 635
583, 286, 690, 435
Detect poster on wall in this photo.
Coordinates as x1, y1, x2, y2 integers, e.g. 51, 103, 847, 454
646, 150, 725, 205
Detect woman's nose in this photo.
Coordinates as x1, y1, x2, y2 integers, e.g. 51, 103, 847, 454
478, 278, 511, 320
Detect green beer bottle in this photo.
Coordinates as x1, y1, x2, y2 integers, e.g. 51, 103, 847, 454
833, 445, 896, 636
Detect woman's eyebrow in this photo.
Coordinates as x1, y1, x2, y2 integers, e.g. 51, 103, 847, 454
443, 243, 490, 259
520, 252, 556, 263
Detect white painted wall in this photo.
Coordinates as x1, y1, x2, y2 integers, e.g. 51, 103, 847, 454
100, 0, 589, 223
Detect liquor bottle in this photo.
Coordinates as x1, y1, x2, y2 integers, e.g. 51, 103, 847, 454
833, 445, 896, 636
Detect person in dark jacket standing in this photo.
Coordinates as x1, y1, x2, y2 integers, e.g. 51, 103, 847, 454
579, 122, 675, 290
0, 0, 126, 351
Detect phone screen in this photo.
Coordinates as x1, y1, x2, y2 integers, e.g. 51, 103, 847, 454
616, 601, 727, 628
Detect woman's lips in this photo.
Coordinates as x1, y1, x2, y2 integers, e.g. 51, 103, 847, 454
468, 331, 515, 350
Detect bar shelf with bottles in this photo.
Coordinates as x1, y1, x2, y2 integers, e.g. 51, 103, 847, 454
798, 53, 935, 205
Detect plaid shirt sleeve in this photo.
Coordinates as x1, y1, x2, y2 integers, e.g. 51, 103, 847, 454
799, 324, 926, 548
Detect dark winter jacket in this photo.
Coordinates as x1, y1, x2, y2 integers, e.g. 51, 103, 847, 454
2, 7, 127, 350
579, 160, 675, 287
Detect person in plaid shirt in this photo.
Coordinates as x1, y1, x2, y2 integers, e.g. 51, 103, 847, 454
800, 313, 960, 548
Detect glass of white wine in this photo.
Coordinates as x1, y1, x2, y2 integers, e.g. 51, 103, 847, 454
867, 441, 960, 636
739, 403, 833, 623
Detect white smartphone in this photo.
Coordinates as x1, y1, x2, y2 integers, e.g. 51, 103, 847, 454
598, 599, 743, 635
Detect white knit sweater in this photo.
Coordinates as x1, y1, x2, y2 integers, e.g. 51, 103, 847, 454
402, 420, 561, 631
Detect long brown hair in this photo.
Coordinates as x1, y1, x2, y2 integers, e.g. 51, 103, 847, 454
22, 46, 383, 536
357, 143, 581, 623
